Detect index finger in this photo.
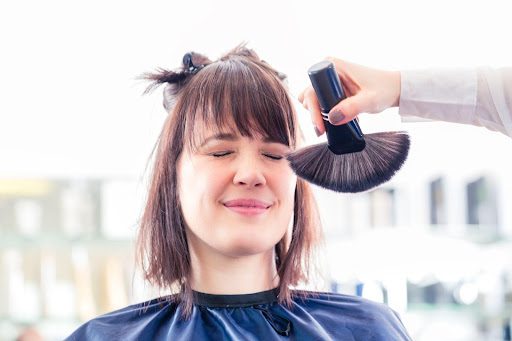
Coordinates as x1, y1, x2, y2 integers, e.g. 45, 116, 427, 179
302, 87, 325, 136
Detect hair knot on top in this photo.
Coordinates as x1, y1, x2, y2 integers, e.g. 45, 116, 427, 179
140, 51, 212, 112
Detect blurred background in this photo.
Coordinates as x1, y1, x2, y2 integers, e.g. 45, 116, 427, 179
1, 0, 511, 340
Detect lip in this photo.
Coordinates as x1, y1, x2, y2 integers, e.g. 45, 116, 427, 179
223, 198, 272, 216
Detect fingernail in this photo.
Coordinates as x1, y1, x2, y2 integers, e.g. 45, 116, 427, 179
329, 110, 345, 125
314, 126, 321, 137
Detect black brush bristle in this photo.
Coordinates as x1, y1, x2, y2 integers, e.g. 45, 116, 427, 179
287, 131, 410, 193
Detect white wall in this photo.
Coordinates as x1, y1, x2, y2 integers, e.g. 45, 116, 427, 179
1, 0, 511, 178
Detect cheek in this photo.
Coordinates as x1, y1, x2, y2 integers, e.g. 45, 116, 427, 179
177, 157, 227, 226
177, 156, 200, 226
270, 168, 297, 227
279, 169, 297, 208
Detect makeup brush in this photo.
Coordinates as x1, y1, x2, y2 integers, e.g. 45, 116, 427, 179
287, 61, 410, 193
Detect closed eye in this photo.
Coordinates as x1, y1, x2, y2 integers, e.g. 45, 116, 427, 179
209, 151, 283, 160
263, 153, 283, 160
210, 151, 233, 157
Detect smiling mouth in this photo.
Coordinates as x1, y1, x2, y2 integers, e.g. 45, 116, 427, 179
223, 205, 270, 216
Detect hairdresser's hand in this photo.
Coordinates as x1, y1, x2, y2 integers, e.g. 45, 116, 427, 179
298, 57, 401, 136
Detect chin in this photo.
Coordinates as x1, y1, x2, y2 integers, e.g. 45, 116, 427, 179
218, 234, 279, 257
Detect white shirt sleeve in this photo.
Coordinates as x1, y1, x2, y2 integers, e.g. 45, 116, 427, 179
398, 67, 512, 138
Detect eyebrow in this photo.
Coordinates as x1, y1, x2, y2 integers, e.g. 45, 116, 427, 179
198, 133, 288, 148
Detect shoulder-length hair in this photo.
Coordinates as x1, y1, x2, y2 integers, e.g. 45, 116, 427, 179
137, 45, 322, 319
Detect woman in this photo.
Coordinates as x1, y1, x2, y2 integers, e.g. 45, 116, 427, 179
65, 45, 412, 340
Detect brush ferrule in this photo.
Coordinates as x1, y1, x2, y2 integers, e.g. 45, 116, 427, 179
324, 119, 366, 154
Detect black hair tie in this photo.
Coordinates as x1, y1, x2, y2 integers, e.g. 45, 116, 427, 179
183, 52, 205, 75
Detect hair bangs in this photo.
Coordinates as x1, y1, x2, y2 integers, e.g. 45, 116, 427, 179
182, 58, 297, 151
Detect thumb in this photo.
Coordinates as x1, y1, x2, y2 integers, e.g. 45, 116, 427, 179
328, 92, 371, 125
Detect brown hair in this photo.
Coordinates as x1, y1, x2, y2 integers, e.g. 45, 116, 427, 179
137, 45, 322, 318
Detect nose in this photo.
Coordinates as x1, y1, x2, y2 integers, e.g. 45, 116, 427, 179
232, 155, 267, 188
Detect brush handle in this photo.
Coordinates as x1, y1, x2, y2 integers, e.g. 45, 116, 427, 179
308, 61, 366, 155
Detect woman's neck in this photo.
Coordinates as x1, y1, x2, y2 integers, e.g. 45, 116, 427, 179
188, 238, 280, 294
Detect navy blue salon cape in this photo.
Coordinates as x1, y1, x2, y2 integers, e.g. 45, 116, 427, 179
66, 288, 412, 340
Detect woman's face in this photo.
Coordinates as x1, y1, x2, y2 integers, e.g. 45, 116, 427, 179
177, 126, 296, 258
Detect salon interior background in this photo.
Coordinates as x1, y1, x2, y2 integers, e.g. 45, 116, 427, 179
1, 0, 512, 340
